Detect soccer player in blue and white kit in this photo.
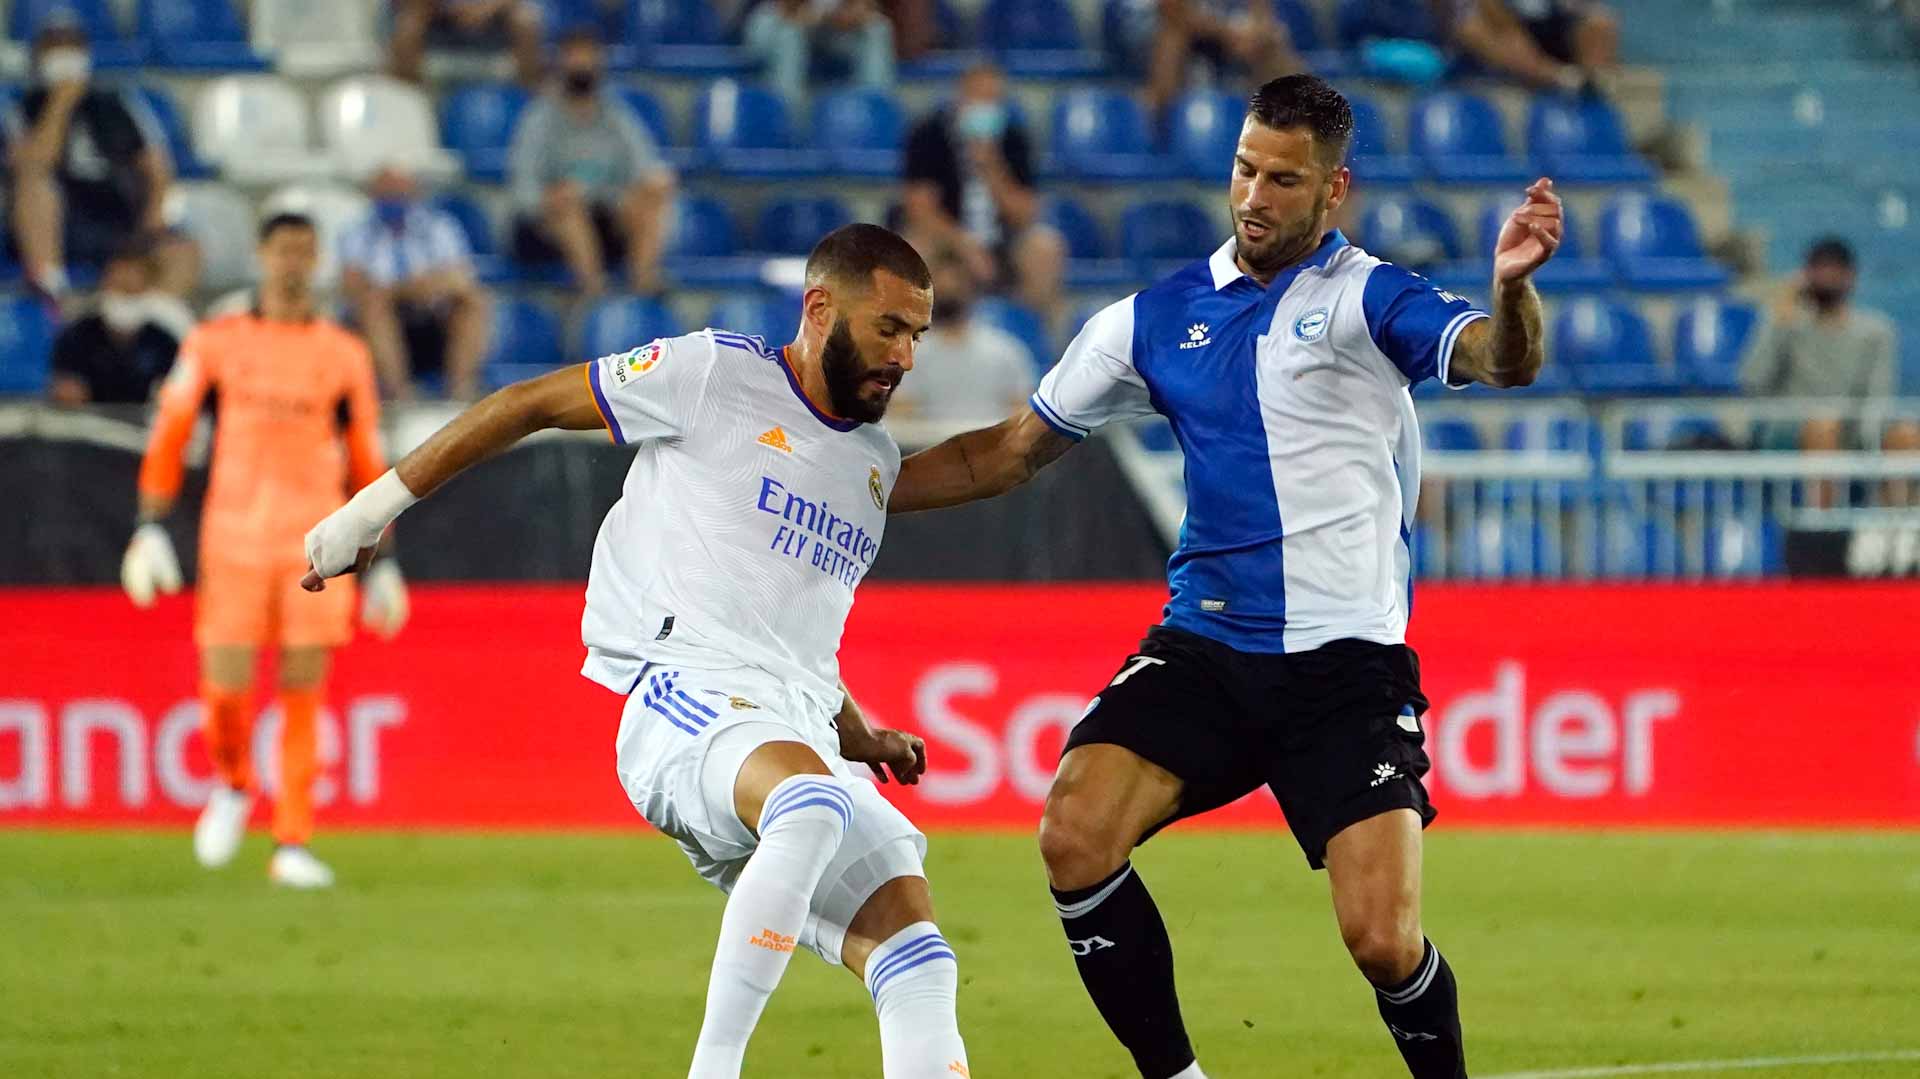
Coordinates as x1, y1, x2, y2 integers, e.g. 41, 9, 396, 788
300, 225, 971, 1079
890, 76, 1562, 1078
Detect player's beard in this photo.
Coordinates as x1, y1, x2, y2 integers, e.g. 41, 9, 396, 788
822, 316, 897, 424
1236, 186, 1330, 283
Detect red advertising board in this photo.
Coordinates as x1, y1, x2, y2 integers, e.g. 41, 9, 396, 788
3, 584, 1917, 829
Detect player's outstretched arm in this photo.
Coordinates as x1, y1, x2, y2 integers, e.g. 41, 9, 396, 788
1449, 177, 1561, 389
889, 408, 1076, 513
301, 365, 607, 588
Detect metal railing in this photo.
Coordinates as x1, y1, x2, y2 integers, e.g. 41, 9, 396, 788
1109, 396, 1920, 581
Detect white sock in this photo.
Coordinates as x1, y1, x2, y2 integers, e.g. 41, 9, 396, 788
1168, 1064, 1209, 1079
864, 921, 968, 1079
687, 774, 853, 1079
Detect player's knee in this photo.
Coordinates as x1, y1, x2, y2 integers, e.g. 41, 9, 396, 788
1037, 807, 1128, 889
757, 774, 857, 849
1341, 916, 1424, 985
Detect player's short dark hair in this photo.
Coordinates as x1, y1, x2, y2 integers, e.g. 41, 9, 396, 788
258, 212, 316, 243
804, 224, 932, 292
1806, 236, 1855, 269
1246, 74, 1354, 168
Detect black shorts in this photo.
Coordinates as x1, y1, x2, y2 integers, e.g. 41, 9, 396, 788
397, 302, 448, 378
1063, 626, 1436, 870
512, 204, 628, 268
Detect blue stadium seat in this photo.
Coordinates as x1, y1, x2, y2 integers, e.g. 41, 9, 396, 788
432, 194, 508, 284
664, 195, 760, 289
441, 84, 531, 183
754, 197, 854, 256
582, 296, 683, 360
1423, 418, 1483, 451
1553, 297, 1677, 394
482, 300, 563, 386
1527, 97, 1654, 184
139, 0, 263, 70
1673, 297, 1758, 393
1440, 199, 1611, 293
980, 0, 1105, 78
130, 84, 212, 180
1336, 0, 1446, 46
1348, 94, 1418, 184
1355, 192, 1461, 271
1167, 89, 1242, 181
1598, 194, 1730, 291
615, 85, 695, 173
1409, 91, 1529, 184
694, 81, 824, 177
812, 89, 904, 177
972, 298, 1049, 376
10, 0, 144, 67
0, 295, 55, 394
1503, 415, 1597, 454
708, 292, 794, 343
613, 0, 747, 76
1042, 195, 1131, 288
1120, 201, 1217, 269
1050, 89, 1169, 181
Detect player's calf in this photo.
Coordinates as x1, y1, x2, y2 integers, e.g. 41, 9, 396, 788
845, 874, 970, 1079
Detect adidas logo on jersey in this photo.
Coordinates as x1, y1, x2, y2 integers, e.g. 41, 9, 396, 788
757, 426, 793, 453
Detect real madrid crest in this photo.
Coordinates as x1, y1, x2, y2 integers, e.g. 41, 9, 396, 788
868, 465, 886, 510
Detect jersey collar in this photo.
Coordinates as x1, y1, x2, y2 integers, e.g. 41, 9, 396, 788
1208, 229, 1350, 291
777, 346, 861, 432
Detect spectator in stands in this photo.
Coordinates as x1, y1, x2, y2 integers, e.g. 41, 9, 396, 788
742, 0, 898, 104
45, 241, 180, 407
391, 0, 546, 87
887, 246, 1034, 425
1108, 1, 1305, 116
1740, 237, 1920, 506
340, 165, 492, 402
6, 20, 198, 301
901, 61, 1067, 334
1452, 0, 1618, 93
507, 26, 676, 296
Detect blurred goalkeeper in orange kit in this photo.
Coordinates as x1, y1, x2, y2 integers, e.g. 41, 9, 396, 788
122, 212, 411, 889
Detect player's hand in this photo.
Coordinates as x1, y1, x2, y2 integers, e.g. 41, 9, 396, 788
302, 508, 385, 591
358, 560, 410, 639
1493, 177, 1563, 285
839, 724, 928, 786
120, 523, 183, 609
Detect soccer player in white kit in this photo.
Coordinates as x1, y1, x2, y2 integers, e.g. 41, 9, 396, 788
301, 225, 970, 1079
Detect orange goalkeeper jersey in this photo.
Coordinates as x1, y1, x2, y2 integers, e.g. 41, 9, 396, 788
139, 311, 384, 567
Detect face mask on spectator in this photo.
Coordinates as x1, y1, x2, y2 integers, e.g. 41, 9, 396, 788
956, 102, 1006, 141
37, 48, 91, 84
1806, 283, 1848, 311
100, 294, 149, 335
563, 68, 599, 97
374, 197, 412, 229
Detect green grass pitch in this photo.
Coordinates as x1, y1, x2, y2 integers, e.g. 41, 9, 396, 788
3, 829, 1917, 1078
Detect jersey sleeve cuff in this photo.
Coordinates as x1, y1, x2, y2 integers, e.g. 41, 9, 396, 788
585, 361, 626, 444
1438, 309, 1491, 389
1029, 393, 1088, 442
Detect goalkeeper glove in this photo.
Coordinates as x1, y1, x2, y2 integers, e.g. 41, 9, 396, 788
121, 522, 183, 608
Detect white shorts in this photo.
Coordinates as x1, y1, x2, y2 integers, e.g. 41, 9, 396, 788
612, 662, 927, 966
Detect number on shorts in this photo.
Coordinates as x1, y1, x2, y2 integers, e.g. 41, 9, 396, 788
1109, 655, 1167, 687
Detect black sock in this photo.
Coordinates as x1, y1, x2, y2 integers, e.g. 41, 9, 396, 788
1051, 862, 1195, 1079
1375, 939, 1466, 1079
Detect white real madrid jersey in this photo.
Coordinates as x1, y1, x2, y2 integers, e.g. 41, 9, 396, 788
579, 329, 900, 710
1031, 231, 1489, 654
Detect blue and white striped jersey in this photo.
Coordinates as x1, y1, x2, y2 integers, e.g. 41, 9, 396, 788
1032, 230, 1487, 653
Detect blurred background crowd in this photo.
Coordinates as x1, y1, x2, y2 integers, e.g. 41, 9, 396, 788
4, 0, 1920, 579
